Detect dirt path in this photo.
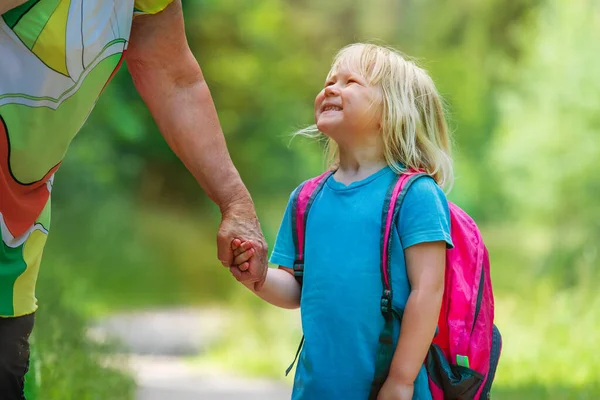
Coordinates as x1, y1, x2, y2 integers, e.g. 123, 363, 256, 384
90, 307, 291, 400
131, 355, 290, 400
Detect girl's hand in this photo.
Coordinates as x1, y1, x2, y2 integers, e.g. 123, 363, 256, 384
377, 378, 414, 400
231, 238, 255, 272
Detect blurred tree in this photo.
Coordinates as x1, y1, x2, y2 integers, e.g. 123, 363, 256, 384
491, 0, 600, 287
57, 0, 540, 213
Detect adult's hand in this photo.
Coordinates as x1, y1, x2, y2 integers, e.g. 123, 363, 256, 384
217, 201, 268, 290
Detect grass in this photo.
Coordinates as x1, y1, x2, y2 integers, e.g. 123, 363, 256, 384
494, 286, 599, 387
492, 295, 599, 398
25, 273, 136, 400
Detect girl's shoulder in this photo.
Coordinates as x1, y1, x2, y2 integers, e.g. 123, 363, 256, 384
396, 174, 453, 247
399, 174, 450, 215
406, 174, 447, 199
282, 179, 312, 209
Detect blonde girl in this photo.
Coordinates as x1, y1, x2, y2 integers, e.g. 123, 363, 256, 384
232, 43, 454, 400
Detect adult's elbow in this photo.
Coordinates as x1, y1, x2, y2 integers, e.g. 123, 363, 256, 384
127, 51, 204, 96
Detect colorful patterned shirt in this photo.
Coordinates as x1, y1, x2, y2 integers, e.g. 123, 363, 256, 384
0, 0, 173, 317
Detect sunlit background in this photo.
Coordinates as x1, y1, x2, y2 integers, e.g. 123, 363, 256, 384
27, 0, 599, 399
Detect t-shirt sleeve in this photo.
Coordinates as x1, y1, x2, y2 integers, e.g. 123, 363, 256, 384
396, 176, 453, 249
134, 0, 174, 16
268, 188, 300, 268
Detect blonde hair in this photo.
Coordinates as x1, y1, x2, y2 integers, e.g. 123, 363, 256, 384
297, 43, 454, 191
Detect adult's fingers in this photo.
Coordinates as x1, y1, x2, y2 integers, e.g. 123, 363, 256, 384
248, 242, 268, 291
229, 266, 243, 280
229, 267, 255, 284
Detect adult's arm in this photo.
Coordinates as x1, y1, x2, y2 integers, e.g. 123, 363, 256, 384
126, 0, 267, 287
0, 0, 29, 15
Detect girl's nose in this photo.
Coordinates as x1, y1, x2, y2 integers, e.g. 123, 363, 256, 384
325, 85, 339, 96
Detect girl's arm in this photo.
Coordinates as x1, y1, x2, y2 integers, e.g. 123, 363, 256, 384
248, 267, 301, 309
388, 241, 446, 386
231, 240, 301, 309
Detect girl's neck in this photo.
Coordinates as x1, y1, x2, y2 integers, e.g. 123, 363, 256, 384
334, 137, 387, 185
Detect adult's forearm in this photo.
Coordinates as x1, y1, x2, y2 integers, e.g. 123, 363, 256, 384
126, 1, 250, 214
150, 78, 251, 212
388, 288, 443, 384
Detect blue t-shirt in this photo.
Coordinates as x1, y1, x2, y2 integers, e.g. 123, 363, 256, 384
270, 166, 453, 400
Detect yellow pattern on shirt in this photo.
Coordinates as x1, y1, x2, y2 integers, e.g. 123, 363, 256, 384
134, 0, 173, 15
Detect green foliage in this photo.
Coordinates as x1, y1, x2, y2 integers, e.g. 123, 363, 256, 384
491, 0, 600, 288
25, 274, 135, 400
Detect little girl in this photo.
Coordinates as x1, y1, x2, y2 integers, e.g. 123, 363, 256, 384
231, 43, 454, 400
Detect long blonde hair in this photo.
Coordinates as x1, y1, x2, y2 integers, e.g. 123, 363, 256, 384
296, 43, 454, 191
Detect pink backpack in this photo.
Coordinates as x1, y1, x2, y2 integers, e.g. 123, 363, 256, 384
288, 169, 502, 400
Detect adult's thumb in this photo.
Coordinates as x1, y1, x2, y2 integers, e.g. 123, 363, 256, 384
254, 277, 266, 291
217, 232, 233, 267
229, 266, 243, 280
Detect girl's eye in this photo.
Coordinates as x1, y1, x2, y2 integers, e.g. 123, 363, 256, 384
347, 79, 357, 85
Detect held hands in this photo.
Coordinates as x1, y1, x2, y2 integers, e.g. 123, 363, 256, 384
230, 238, 262, 290
217, 203, 268, 290
377, 378, 414, 400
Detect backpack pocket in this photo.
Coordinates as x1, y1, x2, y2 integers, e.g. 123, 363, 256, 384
426, 344, 484, 400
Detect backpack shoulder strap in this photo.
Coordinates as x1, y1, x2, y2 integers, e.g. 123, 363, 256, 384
284, 170, 334, 377
380, 171, 430, 303
290, 170, 334, 285
369, 170, 430, 399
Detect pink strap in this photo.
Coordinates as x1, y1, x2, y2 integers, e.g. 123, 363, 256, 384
381, 171, 423, 288
294, 171, 332, 262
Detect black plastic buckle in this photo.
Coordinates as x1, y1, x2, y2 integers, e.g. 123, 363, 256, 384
293, 260, 304, 277
380, 289, 392, 316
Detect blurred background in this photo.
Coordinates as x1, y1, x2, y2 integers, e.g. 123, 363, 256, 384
27, 0, 599, 399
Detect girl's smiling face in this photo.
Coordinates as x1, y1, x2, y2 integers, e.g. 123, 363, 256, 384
314, 66, 382, 143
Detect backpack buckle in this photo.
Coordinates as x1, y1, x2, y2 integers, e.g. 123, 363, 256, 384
293, 260, 304, 277
380, 289, 393, 316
